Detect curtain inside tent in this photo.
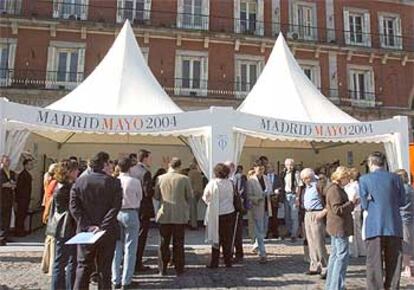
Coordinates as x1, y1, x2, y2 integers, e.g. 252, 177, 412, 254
384, 140, 399, 172
5, 129, 30, 170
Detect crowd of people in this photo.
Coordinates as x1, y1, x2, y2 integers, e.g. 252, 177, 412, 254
0, 150, 413, 290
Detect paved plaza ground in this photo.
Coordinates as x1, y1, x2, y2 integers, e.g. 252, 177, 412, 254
0, 227, 413, 290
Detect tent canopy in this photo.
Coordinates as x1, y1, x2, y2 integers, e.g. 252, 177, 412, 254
238, 33, 356, 123
224, 34, 409, 174
48, 20, 182, 115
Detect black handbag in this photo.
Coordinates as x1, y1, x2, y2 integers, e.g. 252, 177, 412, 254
233, 186, 245, 214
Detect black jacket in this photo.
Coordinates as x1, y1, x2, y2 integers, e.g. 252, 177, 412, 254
50, 182, 76, 239
69, 171, 122, 236
15, 169, 32, 201
0, 168, 16, 199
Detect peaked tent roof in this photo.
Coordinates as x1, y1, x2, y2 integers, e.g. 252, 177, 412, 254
237, 33, 357, 123
48, 20, 182, 115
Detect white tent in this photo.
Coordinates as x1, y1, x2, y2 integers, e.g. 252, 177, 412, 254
0, 21, 210, 174
0, 29, 410, 177
226, 34, 409, 172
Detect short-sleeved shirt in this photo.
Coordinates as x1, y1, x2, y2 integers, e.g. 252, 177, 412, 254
303, 182, 324, 211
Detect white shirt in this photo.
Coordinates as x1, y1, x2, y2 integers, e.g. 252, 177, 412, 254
345, 180, 360, 211
118, 173, 142, 209
203, 178, 235, 215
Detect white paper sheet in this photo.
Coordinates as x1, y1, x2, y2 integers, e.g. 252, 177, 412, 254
65, 230, 106, 245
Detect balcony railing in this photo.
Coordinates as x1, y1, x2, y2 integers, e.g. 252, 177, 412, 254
12, 1, 412, 51
176, 12, 209, 31
0, 70, 388, 109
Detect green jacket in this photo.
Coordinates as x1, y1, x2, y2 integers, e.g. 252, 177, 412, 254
154, 170, 193, 224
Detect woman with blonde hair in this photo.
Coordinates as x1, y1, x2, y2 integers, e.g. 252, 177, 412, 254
40, 163, 58, 275
395, 169, 414, 278
324, 166, 359, 290
344, 167, 366, 258
49, 159, 79, 290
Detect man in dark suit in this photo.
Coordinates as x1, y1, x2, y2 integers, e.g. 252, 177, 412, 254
226, 162, 247, 263
359, 152, 406, 290
0, 155, 16, 245
70, 151, 122, 290
267, 164, 283, 239
130, 149, 155, 272
15, 159, 33, 237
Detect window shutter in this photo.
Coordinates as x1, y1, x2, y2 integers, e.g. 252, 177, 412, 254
378, 15, 385, 47
257, 0, 264, 35
77, 47, 85, 83
144, 0, 151, 21
292, 2, 299, 32
235, 59, 240, 91
201, 56, 208, 93
234, 0, 240, 33
363, 12, 371, 47
202, 0, 209, 30
177, 0, 183, 28
53, 0, 62, 18
81, 0, 89, 20
117, 0, 124, 23
368, 70, 375, 102
46, 46, 56, 88
15, 0, 22, 14
174, 54, 182, 95
348, 69, 354, 99
395, 16, 402, 49
6, 43, 16, 86
343, 10, 350, 44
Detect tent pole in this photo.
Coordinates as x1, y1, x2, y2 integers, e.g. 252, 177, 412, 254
57, 132, 77, 149
393, 116, 410, 177
0, 98, 6, 155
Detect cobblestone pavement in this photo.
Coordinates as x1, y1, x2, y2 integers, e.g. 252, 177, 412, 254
1, 229, 413, 290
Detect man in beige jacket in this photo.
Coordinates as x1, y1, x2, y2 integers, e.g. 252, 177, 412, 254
154, 157, 193, 276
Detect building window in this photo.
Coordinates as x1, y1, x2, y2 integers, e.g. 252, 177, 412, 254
177, 0, 209, 30
0, 0, 22, 14
53, 0, 89, 20
0, 39, 16, 87
234, 0, 264, 36
348, 67, 375, 107
175, 51, 208, 97
343, 9, 371, 47
116, 0, 151, 24
235, 56, 264, 98
379, 13, 402, 49
46, 42, 85, 90
298, 60, 320, 89
290, 1, 317, 41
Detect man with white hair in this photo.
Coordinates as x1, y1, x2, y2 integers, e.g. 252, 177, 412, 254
281, 158, 302, 242
300, 168, 328, 276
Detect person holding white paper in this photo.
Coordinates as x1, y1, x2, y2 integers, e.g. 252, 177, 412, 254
70, 152, 122, 290
112, 157, 142, 288
49, 159, 79, 290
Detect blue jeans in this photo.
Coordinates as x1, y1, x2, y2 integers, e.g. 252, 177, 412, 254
325, 236, 350, 290
285, 193, 299, 238
112, 209, 140, 286
252, 213, 266, 257
51, 237, 77, 290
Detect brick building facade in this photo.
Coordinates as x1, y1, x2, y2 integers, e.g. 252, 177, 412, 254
0, 0, 413, 139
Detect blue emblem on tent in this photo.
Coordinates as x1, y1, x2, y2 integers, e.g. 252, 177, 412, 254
217, 135, 228, 151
